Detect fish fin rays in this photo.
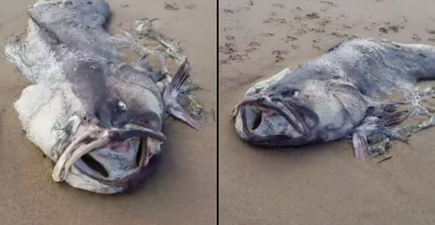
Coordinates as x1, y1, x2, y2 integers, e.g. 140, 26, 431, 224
134, 54, 152, 72
134, 54, 166, 82
351, 111, 409, 159
163, 60, 205, 130
352, 132, 369, 160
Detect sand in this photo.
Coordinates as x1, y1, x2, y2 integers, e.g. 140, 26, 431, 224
219, 0, 435, 224
0, 0, 216, 225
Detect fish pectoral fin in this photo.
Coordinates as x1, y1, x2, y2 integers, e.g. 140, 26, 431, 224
134, 54, 149, 70
167, 105, 204, 130
352, 132, 369, 160
133, 55, 168, 83
134, 54, 155, 74
163, 60, 204, 130
352, 111, 409, 160
377, 110, 409, 127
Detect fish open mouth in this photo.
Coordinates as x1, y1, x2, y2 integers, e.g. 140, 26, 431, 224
234, 96, 318, 144
52, 124, 166, 190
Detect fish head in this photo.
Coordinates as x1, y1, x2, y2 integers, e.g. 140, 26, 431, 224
94, 80, 164, 133
51, 72, 167, 194
234, 77, 368, 147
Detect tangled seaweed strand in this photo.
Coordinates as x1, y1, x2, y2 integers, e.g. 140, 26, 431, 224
115, 18, 207, 122
367, 87, 435, 159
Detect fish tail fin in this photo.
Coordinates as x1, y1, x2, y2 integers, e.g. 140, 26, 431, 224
163, 60, 204, 129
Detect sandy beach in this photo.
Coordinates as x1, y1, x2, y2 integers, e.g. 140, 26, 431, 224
0, 0, 216, 224
219, 0, 435, 224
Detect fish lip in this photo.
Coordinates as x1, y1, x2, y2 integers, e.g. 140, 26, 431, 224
108, 123, 166, 142
52, 123, 165, 190
236, 96, 312, 137
248, 134, 309, 147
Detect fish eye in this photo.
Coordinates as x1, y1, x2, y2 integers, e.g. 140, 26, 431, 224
118, 101, 127, 111
282, 89, 299, 97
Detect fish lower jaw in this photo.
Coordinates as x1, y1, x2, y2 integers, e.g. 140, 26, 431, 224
235, 107, 302, 141
53, 134, 160, 193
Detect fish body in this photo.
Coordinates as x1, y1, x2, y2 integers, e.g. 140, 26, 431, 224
5, 0, 202, 193
234, 38, 435, 159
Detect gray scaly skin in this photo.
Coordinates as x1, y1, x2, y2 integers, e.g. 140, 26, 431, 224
234, 38, 435, 160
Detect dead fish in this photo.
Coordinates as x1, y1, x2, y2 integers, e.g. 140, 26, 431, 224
233, 38, 435, 160
5, 0, 203, 194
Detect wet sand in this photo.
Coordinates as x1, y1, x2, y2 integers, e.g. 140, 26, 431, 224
0, 0, 216, 225
219, 0, 435, 224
